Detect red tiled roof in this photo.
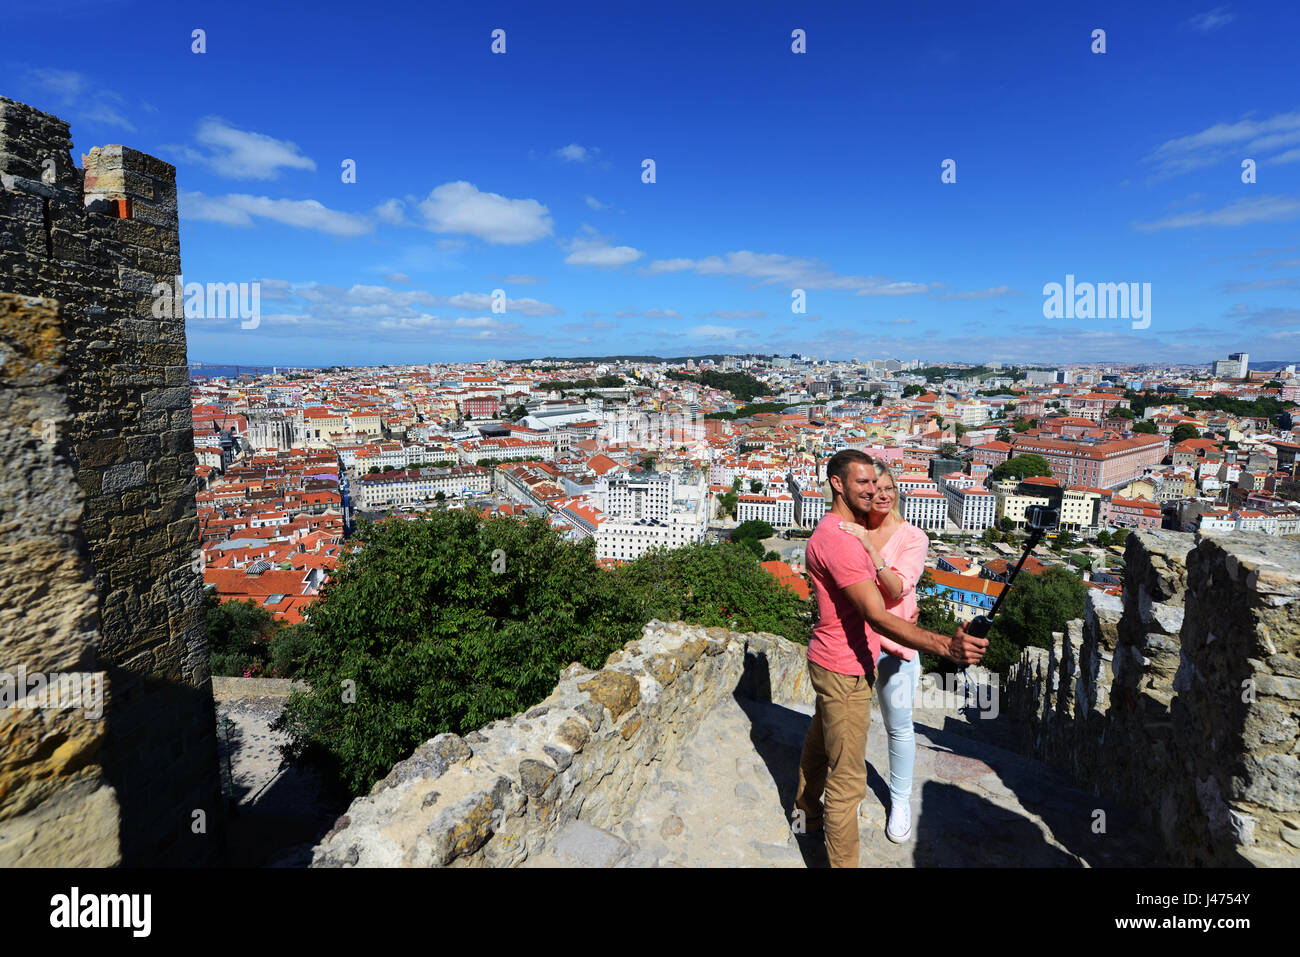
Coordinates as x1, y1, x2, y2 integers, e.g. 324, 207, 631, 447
762, 561, 811, 600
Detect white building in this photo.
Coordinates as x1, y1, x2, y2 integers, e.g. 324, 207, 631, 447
946, 485, 996, 531
356, 465, 491, 508
736, 493, 795, 528
607, 472, 675, 521
789, 473, 828, 527
903, 488, 947, 531
595, 517, 708, 562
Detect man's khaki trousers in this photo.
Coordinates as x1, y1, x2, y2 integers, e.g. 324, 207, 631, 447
794, 658, 873, 868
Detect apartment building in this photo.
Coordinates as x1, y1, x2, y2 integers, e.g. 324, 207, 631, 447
1009, 433, 1167, 489
736, 493, 796, 528
919, 569, 1005, 624
607, 472, 675, 521
356, 465, 491, 508
946, 485, 996, 531
1059, 487, 1108, 531
903, 488, 947, 530
1108, 495, 1162, 530
789, 473, 828, 528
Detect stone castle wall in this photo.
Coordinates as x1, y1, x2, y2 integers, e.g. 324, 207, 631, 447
1006, 529, 1299, 866
311, 622, 812, 867
0, 97, 222, 865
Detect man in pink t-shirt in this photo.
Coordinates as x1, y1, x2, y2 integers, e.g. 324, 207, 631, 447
794, 450, 986, 868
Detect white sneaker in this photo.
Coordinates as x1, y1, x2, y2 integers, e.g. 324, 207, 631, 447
886, 802, 912, 843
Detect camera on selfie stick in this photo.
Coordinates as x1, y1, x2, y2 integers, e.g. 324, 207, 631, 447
965, 504, 1059, 639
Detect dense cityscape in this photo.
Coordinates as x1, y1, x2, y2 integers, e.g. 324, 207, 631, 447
190, 349, 1298, 631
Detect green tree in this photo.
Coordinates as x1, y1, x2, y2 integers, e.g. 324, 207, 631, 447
616, 541, 811, 644
207, 591, 279, 676
434, 490, 446, 503
732, 519, 776, 542
996, 428, 1011, 443
270, 622, 313, 677
902, 384, 925, 398
1170, 424, 1200, 444
1112, 528, 1130, 545
750, 479, 764, 493
763, 550, 782, 562
991, 454, 1053, 482
1056, 529, 1075, 550
916, 571, 960, 673
999, 516, 1015, 532
275, 511, 643, 796
1110, 406, 1134, 420
1132, 420, 1158, 434
1095, 530, 1112, 547
717, 489, 738, 518
986, 567, 1087, 673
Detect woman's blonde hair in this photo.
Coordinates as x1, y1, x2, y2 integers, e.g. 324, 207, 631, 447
873, 460, 902, 518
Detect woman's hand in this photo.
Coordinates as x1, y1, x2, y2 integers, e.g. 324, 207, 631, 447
838, 520, 870, 548
838, 521, 881, 563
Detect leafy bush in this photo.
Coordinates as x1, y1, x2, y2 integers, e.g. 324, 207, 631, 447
615, 541, 812, 644
207, 592, 278, 677
274, 514, 813, 796
275, 511, 641, 795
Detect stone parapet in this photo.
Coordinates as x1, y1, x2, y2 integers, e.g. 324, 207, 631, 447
311, 622, 807, 868
1005, 529, 1299, 866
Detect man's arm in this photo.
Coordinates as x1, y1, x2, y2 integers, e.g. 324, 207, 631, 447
843, 578, 987, 665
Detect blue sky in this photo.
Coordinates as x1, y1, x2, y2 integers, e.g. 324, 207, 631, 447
5, 0, 1299, 367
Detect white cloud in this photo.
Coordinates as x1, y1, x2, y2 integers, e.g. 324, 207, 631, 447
1144, 110, 1300, 176
384, 272, 411, 284
555, 144, 598, 162
584, 195, 612, 210
188, 117, 316, 179
688, 325, 745, 340
613, 308, 682, 319
179, 190, 372, 236
564, 235, 644, 267
1133, 195, 1300, 230
445, 292, 561, 316
374, 198, 408, 225
931, 285, 1021, 300
501, 274, 540, 284
855, 281, 932, 297
1186, 7, 1235, 32
417, 181, 553, 244
646, 249, 931, 294
644, 258, 695, 274
706, 309, 765, 320
27, 68, 135, 130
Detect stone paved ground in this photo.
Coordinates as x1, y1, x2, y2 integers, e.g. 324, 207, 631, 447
215, 695, 348, 867
524, 684, 1167, 868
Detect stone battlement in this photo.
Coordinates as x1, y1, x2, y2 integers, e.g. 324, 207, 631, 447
0, 97, 221, 866
1005, 529, 1300, 867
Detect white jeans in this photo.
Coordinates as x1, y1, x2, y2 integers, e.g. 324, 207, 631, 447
875, 650, 921, 807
